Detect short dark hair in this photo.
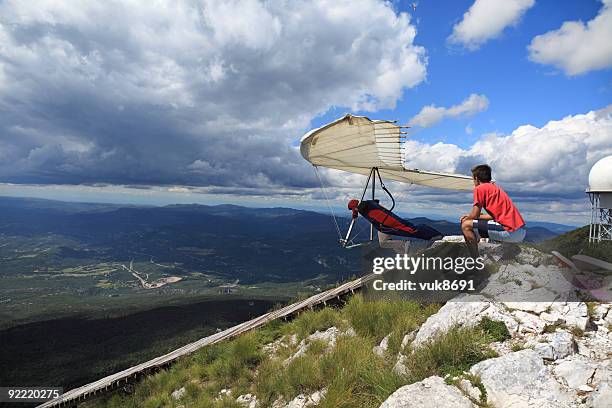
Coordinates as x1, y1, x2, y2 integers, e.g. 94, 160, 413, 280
471, 164, 492, 183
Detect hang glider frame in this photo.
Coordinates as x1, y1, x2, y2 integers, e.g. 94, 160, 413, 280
341, 167, 394, 249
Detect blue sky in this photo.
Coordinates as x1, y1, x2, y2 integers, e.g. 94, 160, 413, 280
0, 0, 610, 225
315, 0, 610, 146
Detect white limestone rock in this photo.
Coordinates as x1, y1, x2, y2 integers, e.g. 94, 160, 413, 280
548, 302, 589, 331
534, 342, 555, 360
308, 326, 341, 346
401, 331, 415, 350
309, 388, 327, 405
540, 311, 565, 325
284, 326, 353, 365
343, 327, 357, 337
263, 334, 298, 357
575, 325, 612, 361
592, 361, 612, 384
591, 303, 610, 322
379, 376, 476, 408
554, 357, 597, 389
603, 307, 612, 327
586, 381, 612, 408
470, 349, 574, 407
373, 334, 391, 357
393, 353, 408, 376
412, 297, 516, 347
549, 330, 576, 359
271, 397, 286, 408
535, 330, 576, 360
236, 393, 259, 408
171, 387, 186, 400
513, 310, 547, 334
286, 394, 309, 408
515, 246, 546, 265
285, 388, 327, 407
481, 264, 575, 302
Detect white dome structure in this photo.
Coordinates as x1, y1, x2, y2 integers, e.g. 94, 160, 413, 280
588, 155, 612, 192
587, 155, 612, 243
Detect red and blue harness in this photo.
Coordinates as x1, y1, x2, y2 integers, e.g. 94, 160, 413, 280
348, 199, 443, 241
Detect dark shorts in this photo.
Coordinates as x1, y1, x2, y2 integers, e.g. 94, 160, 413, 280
472, 220, 526, 243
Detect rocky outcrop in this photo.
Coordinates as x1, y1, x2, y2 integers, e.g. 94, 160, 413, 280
470, 349, 574, 407
379, 376, 476, 408
411, 296, 517, 347
396, 246, 611, 407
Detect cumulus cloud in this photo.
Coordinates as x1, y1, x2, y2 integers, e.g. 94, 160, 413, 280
404, 105, 612, 195
409, 94, 489, 127
449, 0, 535, 50
528, 0, 612, 75
0, 0, 427, 189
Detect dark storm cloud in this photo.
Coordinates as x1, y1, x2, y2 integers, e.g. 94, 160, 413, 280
0, 0, 427, 191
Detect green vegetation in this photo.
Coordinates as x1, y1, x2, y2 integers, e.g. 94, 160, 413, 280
88, 296, 502, 408
404, 326, 498, 380
289, 307, 346, 340
569, 327, 585, 337
478, 316, 511, 342
539, 225, 612, 263
458, 373, 492, 407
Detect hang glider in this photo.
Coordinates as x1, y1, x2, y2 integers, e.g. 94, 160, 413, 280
300, 114, 473, 191
300, 114, 473, 248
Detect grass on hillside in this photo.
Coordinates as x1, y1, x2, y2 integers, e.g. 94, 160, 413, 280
87, 295, 503, 408
538, 225, 612, 263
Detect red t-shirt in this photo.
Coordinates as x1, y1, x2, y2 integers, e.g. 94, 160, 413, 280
473, 183, 525, 232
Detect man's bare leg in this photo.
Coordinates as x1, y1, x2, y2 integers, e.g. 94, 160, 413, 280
461, 219, 480, 258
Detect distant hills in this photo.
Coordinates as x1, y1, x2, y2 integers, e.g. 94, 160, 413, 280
0, 196, 361, 284
401, 216, 564, 243
0, 196, 568, 251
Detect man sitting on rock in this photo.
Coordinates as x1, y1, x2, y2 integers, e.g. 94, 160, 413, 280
460, 164, 526, 258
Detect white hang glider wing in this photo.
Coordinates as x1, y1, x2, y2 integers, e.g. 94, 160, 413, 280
300, 114, 473, 191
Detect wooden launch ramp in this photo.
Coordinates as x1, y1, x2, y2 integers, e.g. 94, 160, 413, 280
38, 273, 376, 407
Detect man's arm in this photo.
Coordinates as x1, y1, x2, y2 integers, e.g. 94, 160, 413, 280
460, 204, 482, 223
479, 212, 493, 221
